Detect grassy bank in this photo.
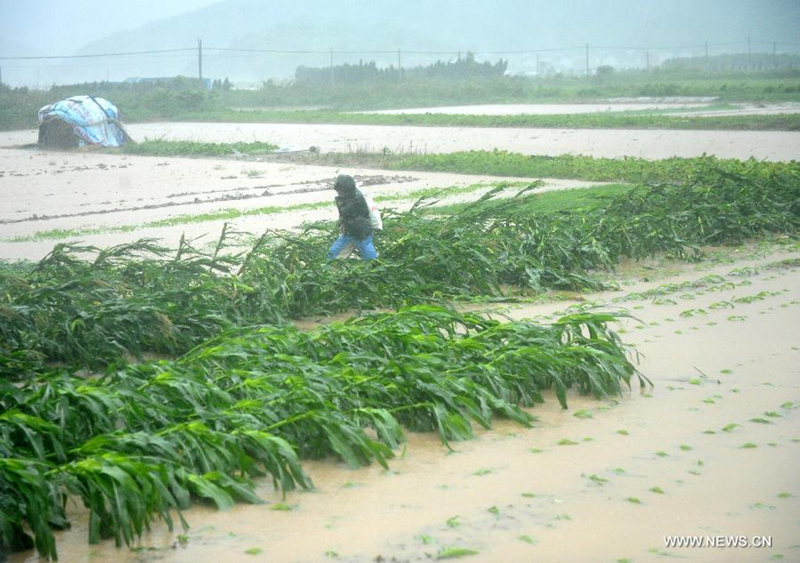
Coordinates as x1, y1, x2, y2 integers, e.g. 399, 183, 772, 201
123, 142, 800, 184
3, 69, 800, 131
133, 108, 800, 131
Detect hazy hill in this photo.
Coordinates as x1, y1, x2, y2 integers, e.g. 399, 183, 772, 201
8, 0, 800, 87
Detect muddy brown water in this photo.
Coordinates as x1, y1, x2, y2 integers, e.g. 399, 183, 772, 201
2, 114, 799, 561
4, 109, 800, 161
9, 246, 800, 563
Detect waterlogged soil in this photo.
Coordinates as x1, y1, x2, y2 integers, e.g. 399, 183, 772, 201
2, 117, 800, 261
0, 148, 595, 262
2, 115, 799, 562
356, 100, 800, 117
10, 244, 800, 563
3, 100, 800, 162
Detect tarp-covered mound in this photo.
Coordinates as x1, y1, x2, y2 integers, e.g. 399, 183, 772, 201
38, 95, 134, 149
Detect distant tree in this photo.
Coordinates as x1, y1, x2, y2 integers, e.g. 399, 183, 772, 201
596, 65, 614, 77
293, 53, 508, 85
212, 78, 233, 91
660, 53, 800, 73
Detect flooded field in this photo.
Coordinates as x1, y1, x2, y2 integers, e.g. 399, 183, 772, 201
9, 245, 800, 563
2, 110, 799, 562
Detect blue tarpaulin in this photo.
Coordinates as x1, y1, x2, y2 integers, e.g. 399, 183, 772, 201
37, 95, 132, 148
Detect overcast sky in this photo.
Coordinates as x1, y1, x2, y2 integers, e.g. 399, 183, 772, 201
0, 0, 221, 54
1, 0, 798, 88
4, 0, 798, 56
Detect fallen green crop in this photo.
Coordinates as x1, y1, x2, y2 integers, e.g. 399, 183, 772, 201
2, 159, 799, 372
1, 305, 642, 559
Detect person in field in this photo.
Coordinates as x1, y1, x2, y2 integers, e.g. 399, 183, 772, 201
327, 174, 378, 260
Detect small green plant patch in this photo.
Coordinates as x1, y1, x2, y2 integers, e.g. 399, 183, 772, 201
123, 140, 279, 157
557, 439, 580, 446
446, 516, 462, 529
750, 417, 773, 424
585, 474, 609, 485
436, 546, 479, 559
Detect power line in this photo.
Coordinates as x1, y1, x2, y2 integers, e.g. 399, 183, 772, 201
3, 39, 798, 88
206, 47, 342, 55
3, 40, 798, 62
0, 48, 196, 61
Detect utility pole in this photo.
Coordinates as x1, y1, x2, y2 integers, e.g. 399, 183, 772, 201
773, 41, 777, 69
398, 49, 403, 79
585, 43, 590, 76
329, 48, 334, 86
198, 38, 204, 89
586, 43, 589, 76
747, 36, 752, 71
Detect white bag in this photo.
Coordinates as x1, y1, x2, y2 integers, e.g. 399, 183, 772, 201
364, 193, 383, 231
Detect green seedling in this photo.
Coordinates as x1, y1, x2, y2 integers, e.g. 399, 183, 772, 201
446, 516, 462, 528
436, 546, 479, 559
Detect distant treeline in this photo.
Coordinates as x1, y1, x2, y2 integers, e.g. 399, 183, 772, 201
662, 53, 800, 73
295, 52, 508, 85
2, 52, 800, 130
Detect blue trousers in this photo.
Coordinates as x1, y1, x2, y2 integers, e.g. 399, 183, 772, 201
327, 234, 378, 260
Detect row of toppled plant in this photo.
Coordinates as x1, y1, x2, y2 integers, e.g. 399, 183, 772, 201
389, 151, 800, 184
1, 156, 797, 558
1, 158, 798, 374
0, 305, 644, 559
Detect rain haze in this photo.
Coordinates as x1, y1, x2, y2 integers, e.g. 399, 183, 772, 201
2, 2, 800, 563
1, 0, 798, 87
